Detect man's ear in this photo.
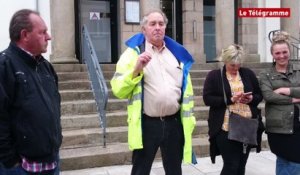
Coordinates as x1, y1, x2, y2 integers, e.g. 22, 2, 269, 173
20, 29, 29, 42
141, 26, 145, 34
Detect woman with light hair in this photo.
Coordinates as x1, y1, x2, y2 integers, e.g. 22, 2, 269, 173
259, 31, 300, 175
203, 44, 264, 175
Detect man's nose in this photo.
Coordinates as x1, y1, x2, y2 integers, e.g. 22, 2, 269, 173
154, 24, 161, 29
46, 33, 51, 40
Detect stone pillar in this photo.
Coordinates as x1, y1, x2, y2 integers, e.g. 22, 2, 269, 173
238, 0, 259, 62
281, 0, 300, 39
215, 0, 234, 55
50, 0, 78, 63
182, 0, 204, 63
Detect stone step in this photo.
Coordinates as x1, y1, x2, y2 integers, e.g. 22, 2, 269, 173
61, 121, 208, 148
57, 75, 205, 90
55, 62, 271, 82
60, 103, 218, 130
100, 62, 269, 71
53, 64, 87, 72
62, 102, 219, 130
105, 78, 206, 90
61, 104, 265, 132
61, 99, 265, 120
57, 72, 89, 81
61, 111, 128, 129
104, 95, 206, 109
59, 75, 266, 101
59, 86, 204, 103
62, 114, 102, 130
61, 99, 205, 116
59, 81, 91, 91
101, 62, 272, 72
61, 100, 97, 115
56, 68, 267, 89
60, 142, 131, 171
60, 90, 94, 101
102, 70, 210, 80
99, 64, 116, 72
60, 134, 269, 171
100, 63, 221, 72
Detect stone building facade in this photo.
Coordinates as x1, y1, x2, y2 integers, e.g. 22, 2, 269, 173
23, 0, 300, 64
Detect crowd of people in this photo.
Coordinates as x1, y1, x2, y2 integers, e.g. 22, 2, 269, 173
0, 8, 299, 175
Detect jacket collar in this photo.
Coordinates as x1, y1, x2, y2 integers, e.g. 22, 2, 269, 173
269, 62, 300, 76
8, 42, 45, 68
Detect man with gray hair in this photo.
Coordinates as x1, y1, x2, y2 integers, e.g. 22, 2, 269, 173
111, 9, 196, 175
0, 9, 61, 175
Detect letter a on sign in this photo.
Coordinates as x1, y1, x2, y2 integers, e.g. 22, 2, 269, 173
90, 12, 100, 20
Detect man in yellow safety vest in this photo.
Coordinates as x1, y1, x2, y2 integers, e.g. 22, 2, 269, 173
111, 9, 196, 175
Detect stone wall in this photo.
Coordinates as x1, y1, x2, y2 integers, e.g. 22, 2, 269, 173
119, 0, 144, 53
182, 0, 204, 63
238, 0, 259, 55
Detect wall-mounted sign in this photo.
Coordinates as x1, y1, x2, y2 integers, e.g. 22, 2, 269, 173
125, 0, 140, 24
90, 12, 100, 20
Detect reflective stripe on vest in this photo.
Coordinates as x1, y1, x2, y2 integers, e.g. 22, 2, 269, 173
182, 95, 194, 104
128, 92, 142, 105
128, 82, 142, 105
182, 108, 194, 118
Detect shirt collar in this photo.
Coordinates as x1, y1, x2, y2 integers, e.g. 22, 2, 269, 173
145, 40, 165, 53
19, 47, 42, 61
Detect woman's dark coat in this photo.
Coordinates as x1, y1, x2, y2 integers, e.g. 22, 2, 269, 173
202, 66, 265, 163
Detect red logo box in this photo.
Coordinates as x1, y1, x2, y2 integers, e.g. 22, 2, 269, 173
238, 8, 290, 18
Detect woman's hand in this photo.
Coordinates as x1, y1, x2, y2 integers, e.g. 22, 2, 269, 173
240, 94, 253, 104
231, 92, 243, 103
231, 92, 253, 104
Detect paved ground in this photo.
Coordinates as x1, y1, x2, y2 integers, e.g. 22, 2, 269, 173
61, 150, 276, 175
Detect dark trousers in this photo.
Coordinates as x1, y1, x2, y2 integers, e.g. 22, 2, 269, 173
131, 112, 184, 175
216, 130, 251, 175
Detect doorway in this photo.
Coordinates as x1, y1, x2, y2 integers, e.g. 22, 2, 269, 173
160, 0, 182, 44
75, 0, 118, 63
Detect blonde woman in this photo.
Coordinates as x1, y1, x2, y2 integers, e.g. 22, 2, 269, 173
203, 44, 264, 175
259, 31, 300, 175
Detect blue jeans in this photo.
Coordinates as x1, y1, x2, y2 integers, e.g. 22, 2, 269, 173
0, 154, 60, 175
276, 156, 300, 175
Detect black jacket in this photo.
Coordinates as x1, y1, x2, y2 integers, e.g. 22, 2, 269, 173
202, 66, 264, 163
0, 43, 62, 168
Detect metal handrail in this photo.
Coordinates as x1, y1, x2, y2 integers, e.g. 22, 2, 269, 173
268, 30, 300, 61
82, 25, 108, 147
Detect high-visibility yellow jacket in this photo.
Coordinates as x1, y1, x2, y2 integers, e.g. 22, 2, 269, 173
110, 33, 196, 163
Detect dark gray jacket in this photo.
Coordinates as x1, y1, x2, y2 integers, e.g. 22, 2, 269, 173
259, 63, 300, 134
0, 43, 62, 168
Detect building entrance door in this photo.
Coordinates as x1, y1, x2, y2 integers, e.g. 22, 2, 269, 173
76, 0, 118, 63
160, 0, 182, 43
